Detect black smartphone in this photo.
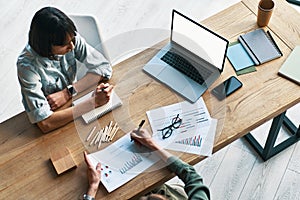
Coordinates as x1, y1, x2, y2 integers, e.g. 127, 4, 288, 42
212, 76, 243, 100
287, 0, 300, 6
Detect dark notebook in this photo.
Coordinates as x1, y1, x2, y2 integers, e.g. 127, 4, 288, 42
238, 29, 282, 65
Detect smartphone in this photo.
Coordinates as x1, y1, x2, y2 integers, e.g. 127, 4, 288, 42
287, 0, 300, 6
212, 76, 243, 100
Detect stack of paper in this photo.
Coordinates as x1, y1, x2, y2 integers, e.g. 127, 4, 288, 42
86, 98, 217, 193
146, 97, 217, 156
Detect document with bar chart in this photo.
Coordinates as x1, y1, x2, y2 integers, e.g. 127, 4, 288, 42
87, 133, 160, 193
147, 97, 217, 156
169, 118, 217, 156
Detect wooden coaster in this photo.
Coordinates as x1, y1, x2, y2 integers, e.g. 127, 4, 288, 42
50, 147, 77, 175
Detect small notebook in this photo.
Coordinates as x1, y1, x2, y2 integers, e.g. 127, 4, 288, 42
73, 90, 122, 124
227, 42, 256, 75
238, 29, 283, 65
278, 46, 300, 85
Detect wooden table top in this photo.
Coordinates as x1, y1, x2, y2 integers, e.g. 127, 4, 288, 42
1, 0, 300, 199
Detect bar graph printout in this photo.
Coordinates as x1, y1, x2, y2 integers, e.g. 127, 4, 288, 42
146, 97, 217, 156
87, 133, 160, 192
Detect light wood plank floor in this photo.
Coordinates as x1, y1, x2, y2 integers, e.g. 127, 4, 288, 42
1, 1, 299, 199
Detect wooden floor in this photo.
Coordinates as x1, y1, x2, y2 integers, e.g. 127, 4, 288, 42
1, 0, 300, 199
168, 103, 300, 200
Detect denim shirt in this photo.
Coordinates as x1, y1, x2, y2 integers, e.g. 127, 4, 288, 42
17, 34, 112, 123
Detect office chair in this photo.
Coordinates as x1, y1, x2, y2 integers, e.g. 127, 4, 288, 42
69, 14, 110, 80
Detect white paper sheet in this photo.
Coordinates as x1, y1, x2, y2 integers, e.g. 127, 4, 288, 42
146, 97, 217, 156
87, 133, 160, 193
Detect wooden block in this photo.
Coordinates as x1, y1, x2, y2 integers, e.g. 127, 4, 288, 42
50, 147, 77, 175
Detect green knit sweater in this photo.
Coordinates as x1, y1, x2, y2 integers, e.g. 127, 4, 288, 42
147, 156, 210, 200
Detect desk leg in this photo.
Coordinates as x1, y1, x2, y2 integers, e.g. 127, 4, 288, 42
244, 111, 300, 161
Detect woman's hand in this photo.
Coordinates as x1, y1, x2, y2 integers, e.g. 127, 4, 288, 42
84, 151, 101, 198
130, 129, 172, 162
130, 129, 160, 151
46, 89, 70, 110
93, 83, 114, 107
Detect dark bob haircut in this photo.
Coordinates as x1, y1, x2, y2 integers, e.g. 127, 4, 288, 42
29, 7, 77, 58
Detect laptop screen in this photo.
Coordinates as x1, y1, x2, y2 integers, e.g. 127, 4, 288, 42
171, 10, 228, 71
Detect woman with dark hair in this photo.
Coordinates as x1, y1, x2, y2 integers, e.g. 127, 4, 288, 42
17, 7, 113, 133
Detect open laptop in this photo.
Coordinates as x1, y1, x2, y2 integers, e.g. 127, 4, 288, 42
143, 10, 229, 102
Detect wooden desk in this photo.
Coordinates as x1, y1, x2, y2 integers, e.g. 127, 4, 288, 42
1, 0, 300, 199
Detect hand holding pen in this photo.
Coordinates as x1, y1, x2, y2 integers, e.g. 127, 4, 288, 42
96, 83, 110, 93
130, 120, 145, 142
130, 127, 161, 151
94, 83, 114, 107
137, 120, 145, 132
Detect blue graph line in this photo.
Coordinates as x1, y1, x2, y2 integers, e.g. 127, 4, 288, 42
119, 153, 143, 174
175, 135, 202, 147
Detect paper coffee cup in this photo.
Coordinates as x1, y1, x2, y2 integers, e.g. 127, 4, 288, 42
257, 0, 274, 27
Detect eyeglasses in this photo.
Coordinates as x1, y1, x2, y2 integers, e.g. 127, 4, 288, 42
157, 114, 182, 139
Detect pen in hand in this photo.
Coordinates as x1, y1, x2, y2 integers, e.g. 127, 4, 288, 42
101, 87, 108, 92
96, 82, 110, 93
131, 120, 145, 142
96, 86, 108, 93
137, 120, 145, 132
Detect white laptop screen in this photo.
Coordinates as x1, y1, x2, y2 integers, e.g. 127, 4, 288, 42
171, 10, 228, 70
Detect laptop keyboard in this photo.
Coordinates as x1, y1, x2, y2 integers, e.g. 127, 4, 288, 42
161, 51, 212, 84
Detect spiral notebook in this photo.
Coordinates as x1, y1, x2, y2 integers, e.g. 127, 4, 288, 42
238, 29, 282, 65
73, 90, 122, 124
